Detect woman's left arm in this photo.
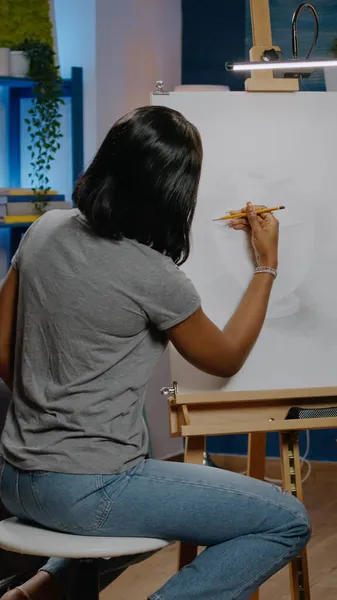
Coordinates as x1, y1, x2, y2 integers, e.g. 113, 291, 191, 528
0, 267, 19, 391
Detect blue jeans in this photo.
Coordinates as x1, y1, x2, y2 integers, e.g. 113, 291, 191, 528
0, 458, 311, 600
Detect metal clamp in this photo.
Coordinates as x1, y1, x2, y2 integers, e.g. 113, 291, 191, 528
153, 80, 169, 95
160, 381, 177, 401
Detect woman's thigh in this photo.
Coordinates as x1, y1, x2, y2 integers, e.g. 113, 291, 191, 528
1, 459, 310, 544
99, 459, 309, 545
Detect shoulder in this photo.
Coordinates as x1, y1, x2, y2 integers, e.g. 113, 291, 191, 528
11, 209, 80, 269
124, 239, 187, 285
23, 209, 78, 239
36, 208, 79, 228
122, 240, 201, 331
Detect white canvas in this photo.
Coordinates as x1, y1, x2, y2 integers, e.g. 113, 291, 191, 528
152, 91, 337, 394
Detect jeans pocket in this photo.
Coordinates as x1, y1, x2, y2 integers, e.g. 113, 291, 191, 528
29, 472, 121, 533
0, 461, 29, 520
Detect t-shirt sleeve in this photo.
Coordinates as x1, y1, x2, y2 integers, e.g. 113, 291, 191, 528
11, 233, 27, 271
11, 247, 20, 270
141, 258, 201, 331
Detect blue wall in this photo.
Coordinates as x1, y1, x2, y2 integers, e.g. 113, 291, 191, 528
182, 0, 246, 90
181, 0, 337, 462
206, 429, 337, 462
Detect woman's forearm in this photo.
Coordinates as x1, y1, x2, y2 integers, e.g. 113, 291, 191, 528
223, 273, 275, 371
167, 272, 276, 379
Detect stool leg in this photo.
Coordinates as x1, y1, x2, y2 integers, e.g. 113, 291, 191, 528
280, 432, 310, 600
72, 560, 99, 600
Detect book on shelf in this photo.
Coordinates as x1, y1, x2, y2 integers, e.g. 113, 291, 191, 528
0, 196, 72, 223
7, 201, 72, 216
0, 196, 6, 221
5, 194, 65, 203
4, 216, 39, 224
0, 188, 58, 196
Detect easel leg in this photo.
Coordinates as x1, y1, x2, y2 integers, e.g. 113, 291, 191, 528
247, 432, 267, 480
280, 432, 310, 600
178, 436, 205, 570
184, 435, 206, 465
247, 433, 266, 600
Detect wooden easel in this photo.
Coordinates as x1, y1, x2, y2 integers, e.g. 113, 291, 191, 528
246, 0, 298, 92
160, 2, 330, 596
228, 1, 300, 585
163, 385, 337, 599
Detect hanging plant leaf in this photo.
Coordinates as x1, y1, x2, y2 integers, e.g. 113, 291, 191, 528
12, 39, 64, 213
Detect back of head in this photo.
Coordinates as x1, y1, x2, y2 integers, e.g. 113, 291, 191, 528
73, 105, 203, 264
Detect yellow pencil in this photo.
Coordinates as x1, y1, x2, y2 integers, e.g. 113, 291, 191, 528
213, 205, 285, 221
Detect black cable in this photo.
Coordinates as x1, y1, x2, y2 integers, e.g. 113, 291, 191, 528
292, 3, 319, 60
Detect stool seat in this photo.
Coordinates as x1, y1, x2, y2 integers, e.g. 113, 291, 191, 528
0, 518, 170, 559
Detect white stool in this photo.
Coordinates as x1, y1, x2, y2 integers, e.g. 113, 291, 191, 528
0, 518, 170, 599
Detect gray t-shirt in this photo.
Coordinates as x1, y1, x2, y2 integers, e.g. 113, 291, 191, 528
1, 209, 200, 474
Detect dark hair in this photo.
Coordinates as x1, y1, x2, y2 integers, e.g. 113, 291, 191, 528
73, 105, 203, 264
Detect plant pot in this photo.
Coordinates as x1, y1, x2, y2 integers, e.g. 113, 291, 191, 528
10, 51, 29, 78
0, 48, 10, 76
324, 67, 337, 91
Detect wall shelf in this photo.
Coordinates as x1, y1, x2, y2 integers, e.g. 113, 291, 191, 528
0, 76, 35, 88
0, 66, 84, 190
0, 67, 84, 265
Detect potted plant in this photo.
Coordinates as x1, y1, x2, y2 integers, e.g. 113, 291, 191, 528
9, 47, 29, 78
13, 40, 64, 213
325, 38, 337, 91
0, 42, 9, 76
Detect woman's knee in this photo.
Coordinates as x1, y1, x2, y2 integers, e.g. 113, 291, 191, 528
278, 492, 312, 555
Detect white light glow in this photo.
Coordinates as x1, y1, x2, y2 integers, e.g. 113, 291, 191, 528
228, 59, 337, 72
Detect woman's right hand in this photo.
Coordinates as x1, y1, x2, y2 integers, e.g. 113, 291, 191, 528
168, 201, 279, 379
231, 202, 279, 269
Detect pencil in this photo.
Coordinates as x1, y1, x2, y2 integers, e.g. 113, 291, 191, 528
212, 205, 285, 221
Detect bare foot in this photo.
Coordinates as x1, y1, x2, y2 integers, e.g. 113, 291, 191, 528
1, 591, 31, 600
1, 572, 62, 600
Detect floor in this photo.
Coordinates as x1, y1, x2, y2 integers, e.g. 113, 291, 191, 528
101, 457, 337, 600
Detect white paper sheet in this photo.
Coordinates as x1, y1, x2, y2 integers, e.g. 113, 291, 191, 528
152, 92, 337, 393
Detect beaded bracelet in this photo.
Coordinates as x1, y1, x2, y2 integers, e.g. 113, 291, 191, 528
254, 266, 277, 279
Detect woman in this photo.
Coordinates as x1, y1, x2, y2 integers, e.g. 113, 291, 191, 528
0, 106, 310, 600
